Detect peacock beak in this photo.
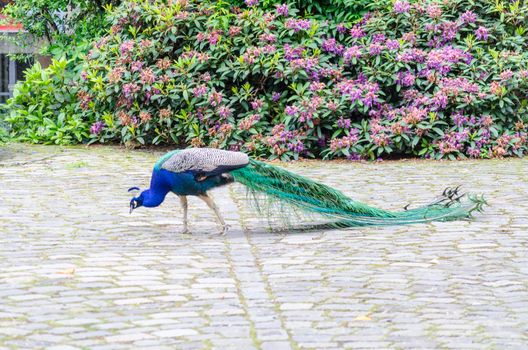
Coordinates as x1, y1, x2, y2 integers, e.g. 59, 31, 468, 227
129, 198, 138, 214
128, 187, 140, 214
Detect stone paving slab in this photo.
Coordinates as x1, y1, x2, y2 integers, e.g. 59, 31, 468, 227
0, 144, 527, 349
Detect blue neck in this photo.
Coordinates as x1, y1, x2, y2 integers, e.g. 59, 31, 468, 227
142, 188, 169, 207
142, 169, 173, 207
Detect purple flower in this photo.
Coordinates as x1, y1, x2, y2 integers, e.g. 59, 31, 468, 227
193, 84, 207, 97
287, 140, 304, 153
310, 82, 326, 91
120, 40, 134, 55
322, 38, 344, 55
271, 92, 281, 102
426, 46, 469, 75
131, 61, 144, 72
90, 121, 104, 135
343, 45, 362, 63
460, 10, 477, 24
372, 33, 386, 44
275, 4, 289, 16
251, 99, 264, 110
441, 21, 458, 41
285, 19, 311, 32
245, 0, 258, 6
452, 113, 469, 127
397, 71, 415, 86
393, 1, 411, 14
207, 31, 221, 45
386, 39, 400, 50
476, 26, 488, 40
467, 147, 481, 158
500, 70, 514, 81
289, 57, 318, 71
362, 92, 376, 107
432, 92, 448, 110
285, 105, 299, 116
336, 24, 347, 34
284, 44, 304, 61
347, 153, 362, 161
349, 25, 365, 39
369, 43, 384, 56
397, 49, 427, 63
337, 116, 351, 129
217, 106, 232, 118
209, 91, 223, 107
122, 83, 140, 98
80, 71, 88, 80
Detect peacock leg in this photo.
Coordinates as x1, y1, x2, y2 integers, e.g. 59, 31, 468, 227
179, 195, 190, 235
198, 193, 230, 235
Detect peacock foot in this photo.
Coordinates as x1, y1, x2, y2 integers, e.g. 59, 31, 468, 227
180, 228, 191, 235
219, 224, 231, 236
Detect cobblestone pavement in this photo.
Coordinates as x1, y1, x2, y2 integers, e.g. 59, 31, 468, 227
0, 144, 527, 350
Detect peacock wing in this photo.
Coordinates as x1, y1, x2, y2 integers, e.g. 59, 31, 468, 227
158, 148, 249, 176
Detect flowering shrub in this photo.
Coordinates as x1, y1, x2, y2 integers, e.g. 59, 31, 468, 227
5, 59, 90, 145
226, 0, 370, 22
78, 0, 527, 160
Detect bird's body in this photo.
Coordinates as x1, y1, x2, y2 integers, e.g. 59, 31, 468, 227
129, 148, 486, 234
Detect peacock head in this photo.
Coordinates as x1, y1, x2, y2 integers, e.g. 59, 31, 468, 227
128, 187, 143, 214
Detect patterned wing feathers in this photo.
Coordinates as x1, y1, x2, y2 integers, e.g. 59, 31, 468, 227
160, 148, 249, 174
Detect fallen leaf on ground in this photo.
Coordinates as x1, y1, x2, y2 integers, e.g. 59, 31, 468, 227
355, 314, 372, 321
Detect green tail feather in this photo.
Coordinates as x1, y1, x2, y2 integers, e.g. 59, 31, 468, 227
230, 159, 486, 228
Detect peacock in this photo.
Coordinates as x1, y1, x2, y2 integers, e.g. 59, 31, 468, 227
128, 148, 486, 235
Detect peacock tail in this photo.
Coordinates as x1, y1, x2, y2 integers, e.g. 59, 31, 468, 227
230, 159, 487, 228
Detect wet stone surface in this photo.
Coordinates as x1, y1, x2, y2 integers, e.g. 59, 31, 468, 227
0, 143, 527, 349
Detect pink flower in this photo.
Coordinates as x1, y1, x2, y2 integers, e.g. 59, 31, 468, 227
490, 82, 503, 96
90, 121, 104, 135
229, 26, 242, 37
209, 91, 223, 107
139, 111, 152, 122
131, 61, 144, 72
397, 71, 415, 86
386, 39, 400, 51
460, 10, 477, 24
140, 67, 156, 84
369, 43, 384, 55
250, 99, 264, 110
500, 70, 514, 81
120, 40, 134, 55
285, 19, 311, 32
259, 33, 276, 43
208, 30, 222, 45
427, 5, 442, 19
285, 105, 299, 116
402, 32, 416, 45
217, 106, 232, 119
275, 4, 289, 16
393, 1, 410, 14
476, 26, 488, 40
193, 84, 207, 97
239, 114, 260, 131
343, 45, 362, 63
350, 25, 365, 39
